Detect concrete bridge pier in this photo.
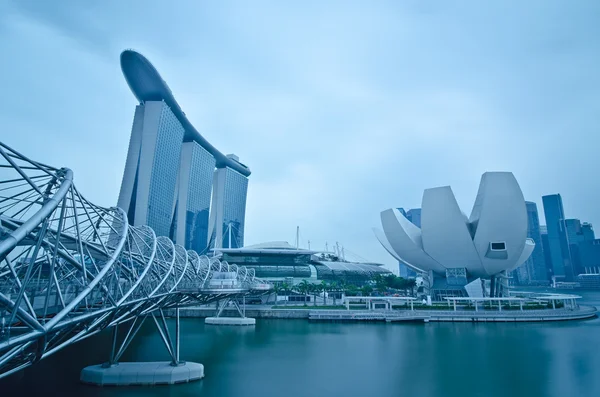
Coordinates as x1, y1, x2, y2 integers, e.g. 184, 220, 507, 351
80, 308, 204, 386
205, 296, 256, 326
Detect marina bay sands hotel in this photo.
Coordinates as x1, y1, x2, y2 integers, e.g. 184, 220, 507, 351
117, 50, 249, 253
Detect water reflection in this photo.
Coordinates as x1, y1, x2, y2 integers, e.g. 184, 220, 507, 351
1, 292, 599, 397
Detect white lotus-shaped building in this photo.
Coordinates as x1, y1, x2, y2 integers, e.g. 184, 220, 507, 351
374, 172, 534, 295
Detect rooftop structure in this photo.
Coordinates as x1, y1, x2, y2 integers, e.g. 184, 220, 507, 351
120, 50, 250, 175
217, 241, 390, 284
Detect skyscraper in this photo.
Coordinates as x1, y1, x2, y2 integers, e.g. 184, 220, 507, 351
540, 225, 552, 280
578, 239, 600, 274
207, 160, 249, 250
513, 201, 547, 284
117, 50, 251, 254
559, 219, 596, 278
172, 141, 216, 253
542, 194, 566, 278
582, 222, 595, 241
406, 208, 422, 228
117, 101, 184, 238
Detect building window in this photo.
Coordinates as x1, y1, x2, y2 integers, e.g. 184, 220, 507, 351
491, 242, 506, 250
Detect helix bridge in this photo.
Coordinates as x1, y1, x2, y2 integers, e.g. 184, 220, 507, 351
0, 141, 271, 380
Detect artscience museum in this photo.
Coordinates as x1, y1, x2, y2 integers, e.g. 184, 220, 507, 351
374, 172, 535, 300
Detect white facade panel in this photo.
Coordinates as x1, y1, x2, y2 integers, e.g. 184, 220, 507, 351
380, 208, 445, 273
469, 172, 528, 276
421, 186, 483, 277
207, 168, 226, 249
175, 143, 193, 245
513, 238, 535, 271
117, 105, 145, 218
373, 228, 424, 273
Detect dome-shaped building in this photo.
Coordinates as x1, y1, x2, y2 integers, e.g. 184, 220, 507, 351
374, 172, 534, 299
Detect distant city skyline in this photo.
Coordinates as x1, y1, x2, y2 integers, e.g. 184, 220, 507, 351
1, 1, 599, 272
506, 193, 599, 284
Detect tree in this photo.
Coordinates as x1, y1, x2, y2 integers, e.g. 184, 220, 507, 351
329, 281, 339, 306
360, 284, 373, 297
392, 277, 406, 291
297, 280, 311, 306
375, 276, 388, 294
280, 282, 290, 306
406, 279, 417, 296
320, 281, 329, 305
384, 274, 397, 289
270, 283, 282, 305
345, 284, 359, 297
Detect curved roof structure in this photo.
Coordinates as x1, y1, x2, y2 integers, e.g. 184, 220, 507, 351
120, 49, 251, 176
217, 241, 318, 255
313, 260, 391, 282
375, 172, 534, 279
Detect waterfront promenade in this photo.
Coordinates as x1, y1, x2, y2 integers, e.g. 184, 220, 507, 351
172, 303, 597, 323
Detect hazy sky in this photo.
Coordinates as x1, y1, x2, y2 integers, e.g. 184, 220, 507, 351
1, 1, 598, 273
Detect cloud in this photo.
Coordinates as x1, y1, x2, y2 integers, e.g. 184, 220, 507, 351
1, 0, 599, 270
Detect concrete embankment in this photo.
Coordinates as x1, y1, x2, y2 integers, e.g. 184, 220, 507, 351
308, 306, 597, 323
170, 305, 597, 322
173, 307, 310, 319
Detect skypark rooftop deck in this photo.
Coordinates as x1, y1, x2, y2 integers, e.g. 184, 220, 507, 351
120, 49, 250, 176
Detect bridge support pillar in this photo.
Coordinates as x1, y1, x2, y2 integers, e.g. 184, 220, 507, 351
81, 362, 204, 386
81, 308, 205, 386
205, 296, 256, 326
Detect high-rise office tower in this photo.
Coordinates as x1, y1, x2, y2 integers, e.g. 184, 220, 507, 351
578, 239, 600, 274
582, 222, 595, 241
406, 208, 422, 228
172, 141, 216, 253
542, 194, 566, 278
513, 201, 547, 284
117, 101, 184, 238
525, 202, 547, 282
559, 219, 596, 278
560, 219, 583, 278
207, 160, 249, 250
540, 225, 552, 280
117, 50, 251, 253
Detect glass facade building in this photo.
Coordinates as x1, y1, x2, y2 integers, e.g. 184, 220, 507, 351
117, 101, 184, 238
559, 219, 597, 278
146, 103, 185, 237
512, 202, 547, 284
118, 102, 250, 251
208, 165, 249, 250
173, 141, 216, 253
221, 252, 312, 279
406, 208, 422, 228
577, 239, 600, 274
220, 242, 392, 285
582, 223, 595, 241
540, 226, 552, 279
117, 50, 251, 255
542, 194, 566, 278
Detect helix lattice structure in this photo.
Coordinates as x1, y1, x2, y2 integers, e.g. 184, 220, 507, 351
0, 141, 270, 378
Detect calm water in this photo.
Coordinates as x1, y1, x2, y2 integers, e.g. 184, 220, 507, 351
2, 290, 600, 397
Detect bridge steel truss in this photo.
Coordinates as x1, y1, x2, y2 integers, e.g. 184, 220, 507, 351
0, 141, 269, 379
